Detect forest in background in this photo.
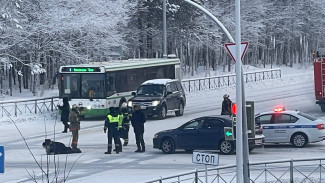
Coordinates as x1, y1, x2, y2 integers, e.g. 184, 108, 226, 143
1, 0, 325, 96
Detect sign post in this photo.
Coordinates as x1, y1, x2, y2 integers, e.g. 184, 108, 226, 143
192, 151, 219, 183
0, 146, 4, 173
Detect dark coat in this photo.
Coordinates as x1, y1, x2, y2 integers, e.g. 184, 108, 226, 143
131, 110, 146, 134
221, 98, 232, 115
58, 100, 70, 122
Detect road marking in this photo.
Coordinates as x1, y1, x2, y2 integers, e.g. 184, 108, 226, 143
82, 159, 101, 164
106, 158, 135, 164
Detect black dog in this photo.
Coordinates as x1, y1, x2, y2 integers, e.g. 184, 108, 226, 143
42, 139, 81, 155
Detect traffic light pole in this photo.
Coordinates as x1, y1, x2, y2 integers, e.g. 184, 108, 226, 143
235, 0, 244, 182
242, 71, 250, 183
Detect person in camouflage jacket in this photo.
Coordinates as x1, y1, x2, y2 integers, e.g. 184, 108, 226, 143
69, 104, 81, 151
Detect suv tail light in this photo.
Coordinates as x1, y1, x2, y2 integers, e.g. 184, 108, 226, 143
316, 124, 325, 130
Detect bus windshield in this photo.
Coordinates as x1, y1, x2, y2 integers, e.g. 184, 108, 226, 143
137, 85, 165, 96
60, 74, 105, 99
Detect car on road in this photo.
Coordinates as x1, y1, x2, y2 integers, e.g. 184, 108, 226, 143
127, 79, 186, 120
153, 115, 264, 154
255, 105, 325, 147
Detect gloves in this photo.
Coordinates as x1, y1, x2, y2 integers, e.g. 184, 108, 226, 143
104, 128, 107, 133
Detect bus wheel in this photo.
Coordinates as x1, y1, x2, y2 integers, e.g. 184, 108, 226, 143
157, 105, 167, 120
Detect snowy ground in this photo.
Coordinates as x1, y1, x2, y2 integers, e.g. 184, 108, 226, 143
1, 64, 324, 183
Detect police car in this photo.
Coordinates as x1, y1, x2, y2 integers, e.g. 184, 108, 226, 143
255, 105, 325, 147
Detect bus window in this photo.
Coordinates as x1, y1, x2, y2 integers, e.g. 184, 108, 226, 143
106, 73, 116, 97
60, 74, 81, 98
81, 74, 105, 99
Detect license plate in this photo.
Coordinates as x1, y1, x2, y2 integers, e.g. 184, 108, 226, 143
140, 105, 146, 109
255, 139, 263, 144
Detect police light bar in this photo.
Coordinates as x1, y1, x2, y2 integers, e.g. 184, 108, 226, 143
273, 105, 285, 112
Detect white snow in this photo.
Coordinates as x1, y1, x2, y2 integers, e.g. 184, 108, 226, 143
0, 64, 322, 183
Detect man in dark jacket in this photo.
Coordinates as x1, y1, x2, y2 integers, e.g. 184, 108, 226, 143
104, 107, 122, 154
221, 94, 232, 115
131, 104, 146, 152
57, 98, 70, 133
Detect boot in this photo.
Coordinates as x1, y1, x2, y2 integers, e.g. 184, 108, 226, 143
123, 142, 128, 146
141, 146, 145, 153
105, 145, 112, 154
135, 143, 141, 152
115, 145, 120, 154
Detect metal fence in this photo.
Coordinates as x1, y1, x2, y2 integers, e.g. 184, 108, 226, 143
144, 157, 325, 183
181, 68, 281, 92
0, 68, 281, 117
0, 97, 60, 117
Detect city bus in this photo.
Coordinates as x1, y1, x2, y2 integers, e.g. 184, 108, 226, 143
58, 58, 181, 117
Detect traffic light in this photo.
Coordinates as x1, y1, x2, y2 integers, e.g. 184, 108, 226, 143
224, 127, 234, 140
232, 103, 236, 115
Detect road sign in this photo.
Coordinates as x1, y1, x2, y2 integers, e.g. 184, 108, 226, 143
224, 127, 234, 140
192, 151, 219, 166
0, 146, 4, 173
225, 42, 248, 62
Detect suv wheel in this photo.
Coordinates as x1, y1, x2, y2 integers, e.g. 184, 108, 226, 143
175, 102, 184, 116
157, 105, 167, 120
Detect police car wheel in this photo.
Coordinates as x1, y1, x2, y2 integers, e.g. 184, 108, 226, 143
291, 133, 308, 148
219, 140, 234, 155
161, 138, 175, 154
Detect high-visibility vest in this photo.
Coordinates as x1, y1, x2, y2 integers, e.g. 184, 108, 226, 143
107, 114, 122, 128
107, 115, 119, 123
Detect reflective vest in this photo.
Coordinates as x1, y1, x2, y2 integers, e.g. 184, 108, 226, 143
107, 114, 122, 128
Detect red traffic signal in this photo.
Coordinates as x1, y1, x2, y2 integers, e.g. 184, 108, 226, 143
231, 103, 237, 115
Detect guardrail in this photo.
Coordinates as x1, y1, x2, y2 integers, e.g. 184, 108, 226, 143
144, 157, 325, 183
181, 68, 281, 92
0, 97, 60, 117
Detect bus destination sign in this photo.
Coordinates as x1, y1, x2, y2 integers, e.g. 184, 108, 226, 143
62, 67, 101, 72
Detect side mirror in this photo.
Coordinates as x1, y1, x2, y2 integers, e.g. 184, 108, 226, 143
132, 92, 136, 96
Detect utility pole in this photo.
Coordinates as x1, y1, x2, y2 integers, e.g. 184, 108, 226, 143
163, 0, 167, 58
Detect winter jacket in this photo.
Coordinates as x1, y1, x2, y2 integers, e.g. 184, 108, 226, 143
131, 110, 146, 134
69, 109, 80, 131
58, 101, 70, 122
221, 98, 232, 115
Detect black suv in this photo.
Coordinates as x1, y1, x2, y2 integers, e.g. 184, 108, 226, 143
128, 79, 186, 120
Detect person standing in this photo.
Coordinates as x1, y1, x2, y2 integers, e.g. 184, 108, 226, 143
120, 102, 131, 146
57, 98, 70, 133
221, 94, 232, 115
69, 104, 81, 151
131, 104, 146, 152
104, 107, 122, 154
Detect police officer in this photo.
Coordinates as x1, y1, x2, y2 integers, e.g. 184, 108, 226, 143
221, 94, 232, 115
104, 107, 123, 154
120, 102, 131, 146
69, 104, 81, 151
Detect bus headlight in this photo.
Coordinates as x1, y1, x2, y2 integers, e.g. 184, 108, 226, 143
152, 100, 160, 106
128, 101, 133, 107
87, 106, 91, 109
